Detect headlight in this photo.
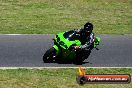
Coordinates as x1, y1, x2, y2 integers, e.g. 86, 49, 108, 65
64, 45, 68, 49
57, 37, 60, 42
59, 41, 68, 49
59, 41, 64, 45
56, 35, 58, 38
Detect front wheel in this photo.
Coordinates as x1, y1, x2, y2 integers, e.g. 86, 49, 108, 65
43, 47, 56, 63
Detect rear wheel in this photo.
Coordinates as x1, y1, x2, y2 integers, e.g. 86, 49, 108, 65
74, 58, 84, 65
43, 47, 56, 63
74, 50, 91, 65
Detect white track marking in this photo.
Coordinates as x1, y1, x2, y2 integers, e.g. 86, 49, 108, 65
0, 67, 132, 69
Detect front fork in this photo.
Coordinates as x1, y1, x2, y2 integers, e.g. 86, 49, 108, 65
53, 45, 60, 57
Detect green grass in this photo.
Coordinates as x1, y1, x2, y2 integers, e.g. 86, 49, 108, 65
0, 0, 131, 34
0, 68, 132, 88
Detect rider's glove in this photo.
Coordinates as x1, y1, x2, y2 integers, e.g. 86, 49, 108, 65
74, 46, 80, 49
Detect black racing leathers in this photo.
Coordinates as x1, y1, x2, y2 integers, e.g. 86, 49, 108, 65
72, 28, 95, 62
74, 29, 95, 50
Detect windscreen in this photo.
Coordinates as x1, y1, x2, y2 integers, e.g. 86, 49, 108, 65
63, 30, 79, 41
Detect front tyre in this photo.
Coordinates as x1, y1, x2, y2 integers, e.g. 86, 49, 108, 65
43, 47, 56, 63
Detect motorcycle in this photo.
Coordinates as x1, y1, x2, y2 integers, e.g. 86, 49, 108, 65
43, 30, 100, 64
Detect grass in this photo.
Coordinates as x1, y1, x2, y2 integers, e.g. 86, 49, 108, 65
0, 1, 131, 87
0, 0, 131, 34
0, 68, 132, 88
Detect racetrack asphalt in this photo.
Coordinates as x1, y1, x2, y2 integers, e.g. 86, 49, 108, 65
0, 34, 132, 67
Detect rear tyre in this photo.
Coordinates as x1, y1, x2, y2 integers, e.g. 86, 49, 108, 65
74, 50, 91, 65
74, 58, 84, 65
43, 47, 56, 63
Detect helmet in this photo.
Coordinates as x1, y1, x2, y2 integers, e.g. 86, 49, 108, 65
83, 22, 93, 33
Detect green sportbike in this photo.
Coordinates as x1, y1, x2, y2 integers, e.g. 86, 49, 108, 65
43, 30, 101, 64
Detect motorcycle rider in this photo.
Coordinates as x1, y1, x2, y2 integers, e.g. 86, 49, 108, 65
74, 22, 95, 51
71, 22, 96, 62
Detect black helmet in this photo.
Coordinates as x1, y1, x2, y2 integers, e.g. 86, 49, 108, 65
83, 22, 93, 33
